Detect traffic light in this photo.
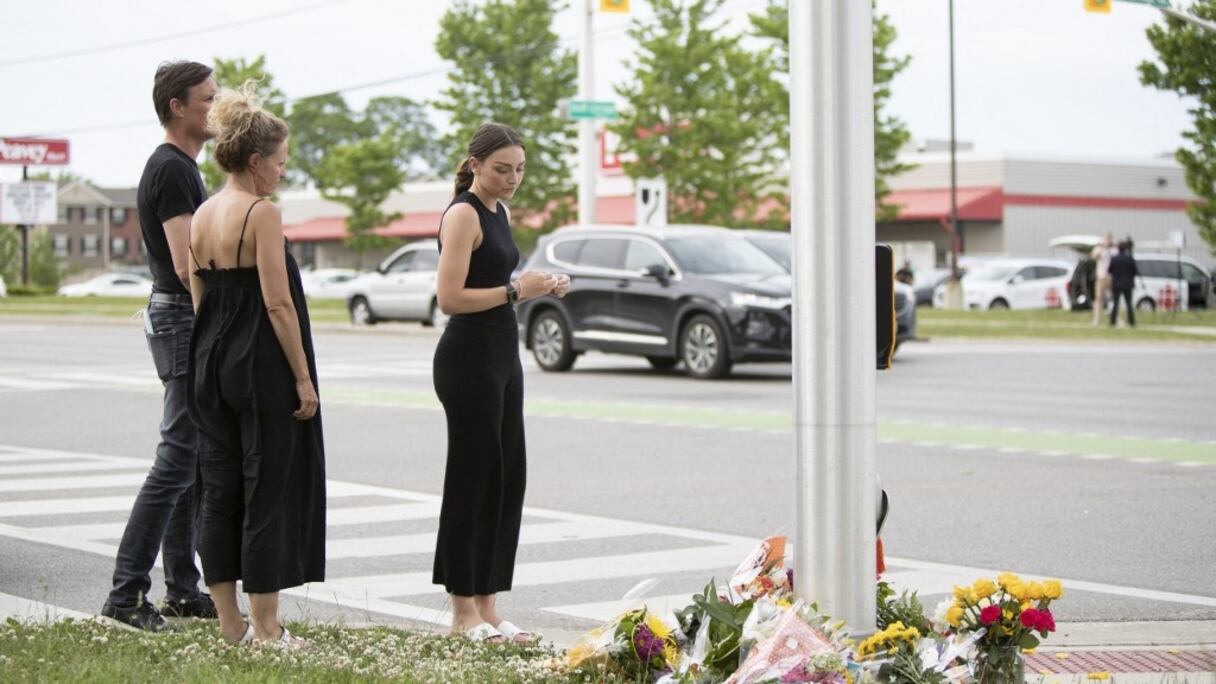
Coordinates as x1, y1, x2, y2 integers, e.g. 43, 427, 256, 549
1085, 0, 1112, 13
600, 0, 629, 12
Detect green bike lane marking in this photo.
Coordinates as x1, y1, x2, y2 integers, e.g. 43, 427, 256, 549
325, 386, 1216, 465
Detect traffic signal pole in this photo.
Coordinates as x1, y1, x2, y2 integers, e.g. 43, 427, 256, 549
789, 0, 877, 633
578, 0, 597, 224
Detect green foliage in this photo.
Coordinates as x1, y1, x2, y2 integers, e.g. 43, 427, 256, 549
0, 227, 19, 286
202, 56, 288, 191
313, 135, 405, 270
1140, 1, 1216, 255
611, 0, 788, 228
876, 579, 931, 634
435, 0, 577, 238
749, 0, 914, 223
28, 231, 61, 290
674, 580, 753, 679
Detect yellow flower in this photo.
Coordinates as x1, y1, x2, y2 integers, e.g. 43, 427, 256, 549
946, 605, 965, 628
1021, 600, 1032, 612
1027, 582, 1045, 600
1043, 580, 1063, 599
972, 579, 997, 599
1007, 582, 1028, 601
997, 572, 1021, 589
953, 585, 969, 600
1087, 672, 1111, 680
966, 588, 980, 604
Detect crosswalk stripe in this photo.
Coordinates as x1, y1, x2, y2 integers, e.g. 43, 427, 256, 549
0, 461, 152, 476
0, 473, 148, 493
544, 592, 696, 621
313, 543, 754, 599
0, 376, 77, 390
0, 451, 89, 464
325, 519, 651, 560
0, 494, 138, 517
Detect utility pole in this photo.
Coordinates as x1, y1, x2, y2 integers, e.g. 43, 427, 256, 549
578, 0, 597, 225
789, 0, 878, 632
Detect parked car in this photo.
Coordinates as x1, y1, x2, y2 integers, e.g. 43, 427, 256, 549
300, 268, 358, 300
932, 259, 1071, 310
912, 268, 954, 307
344, 240, 445, 327
736, 230, 916, 346
58, 272, 153, 298
517, 225, 792, 379
1049, 235, 1213, 311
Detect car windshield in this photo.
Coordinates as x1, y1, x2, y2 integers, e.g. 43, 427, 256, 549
964, 265, 1018, 282
665, 236, 787, 275
746, 237, 791, 271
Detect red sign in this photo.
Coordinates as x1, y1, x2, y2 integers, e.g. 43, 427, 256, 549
0, 137, 70, 166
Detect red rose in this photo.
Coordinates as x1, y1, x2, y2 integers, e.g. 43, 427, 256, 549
1020, 608, 1040, 628
1036, 609, 1056, 632
979, 605, 1002, 625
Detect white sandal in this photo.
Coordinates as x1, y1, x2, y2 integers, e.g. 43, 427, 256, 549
496, 620, 541, 644
254, 626, 309, 650
460, 621, 505, 643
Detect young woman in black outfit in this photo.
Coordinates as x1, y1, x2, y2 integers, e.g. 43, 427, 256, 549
432, 123, 570, 643
187, 83, 325, 647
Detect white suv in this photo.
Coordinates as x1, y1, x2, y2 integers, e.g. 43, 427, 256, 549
1126, 253, 1212, 311
344, 240, 445, 327
933, 258, 1072, 310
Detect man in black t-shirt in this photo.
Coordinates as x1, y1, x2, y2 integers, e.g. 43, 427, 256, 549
101, 61, 217, 631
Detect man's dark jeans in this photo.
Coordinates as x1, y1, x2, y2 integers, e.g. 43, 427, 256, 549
106, 299, 203, 607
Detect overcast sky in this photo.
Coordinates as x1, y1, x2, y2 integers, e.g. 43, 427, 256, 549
0, 0, 1196, 188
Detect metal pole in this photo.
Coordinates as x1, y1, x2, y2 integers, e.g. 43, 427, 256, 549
948, 0, 960, 275
578, 0, 597, 225
789, 0, 877, 632
1161, 6, 1216, 32
20, 165, 30, 286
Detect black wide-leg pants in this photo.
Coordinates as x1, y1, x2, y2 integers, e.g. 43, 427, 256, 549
432, 318, 527, 596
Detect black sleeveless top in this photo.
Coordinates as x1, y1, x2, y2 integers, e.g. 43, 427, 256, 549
439, 191, 520, 329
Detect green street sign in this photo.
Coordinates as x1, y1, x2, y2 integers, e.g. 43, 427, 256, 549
1118, 0, 1171, 7
568, 99, 617, 120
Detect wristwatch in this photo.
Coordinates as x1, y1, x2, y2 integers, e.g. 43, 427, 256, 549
505, 280, 520, 304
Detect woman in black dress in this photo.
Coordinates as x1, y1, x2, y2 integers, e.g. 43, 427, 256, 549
432, 123, 569, 643
187, 83, 325, 647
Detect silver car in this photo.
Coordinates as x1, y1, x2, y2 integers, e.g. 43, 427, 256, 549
344, 240, 446, 327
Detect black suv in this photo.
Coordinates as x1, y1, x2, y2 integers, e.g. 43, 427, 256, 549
516, 225, 792, 379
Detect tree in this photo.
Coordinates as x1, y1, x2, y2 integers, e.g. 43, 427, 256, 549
610, 0, 788, 228
202, 56, 287, 191
28, 231, 60, 290
749, 0, 914, 224
1140, 1, 1216, 254
312, 135, 405, 270
0, 227, 19, 286
286, 93, 365, 187
362, 96, 446, 179
435, 0, 577, 245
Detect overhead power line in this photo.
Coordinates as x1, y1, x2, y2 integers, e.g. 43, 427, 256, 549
0, 0, 355, 67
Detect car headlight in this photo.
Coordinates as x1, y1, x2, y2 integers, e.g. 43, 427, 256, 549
730, 291, 790, 309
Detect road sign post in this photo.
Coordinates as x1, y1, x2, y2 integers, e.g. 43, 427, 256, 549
1, 137, 69, 286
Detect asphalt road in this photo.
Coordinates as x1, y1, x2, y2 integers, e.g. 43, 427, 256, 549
0, 318, 1213, 637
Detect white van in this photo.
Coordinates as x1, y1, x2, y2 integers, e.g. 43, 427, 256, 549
1049, 236, 1212, 311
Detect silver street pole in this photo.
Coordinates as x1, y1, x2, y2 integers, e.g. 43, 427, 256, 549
1160, 6, 1216, 32
789, 0, 877, 631
578, 0, 597, 224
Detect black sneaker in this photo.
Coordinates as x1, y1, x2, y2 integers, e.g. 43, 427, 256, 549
101, 600, 166, 631
161, 593, 218, 619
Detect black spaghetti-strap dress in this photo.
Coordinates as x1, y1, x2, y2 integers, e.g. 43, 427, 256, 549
187, 199, 326, 594
432, 191, 525, 597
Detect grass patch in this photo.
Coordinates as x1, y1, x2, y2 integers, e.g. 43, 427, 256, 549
0, 296, 351, 324
918, 307, 1216, 342
0, 618, 622, 683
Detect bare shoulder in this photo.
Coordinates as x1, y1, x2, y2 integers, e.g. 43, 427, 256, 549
440, 202, 480, 241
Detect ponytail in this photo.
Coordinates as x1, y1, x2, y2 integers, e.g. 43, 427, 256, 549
454, 158, 474, 196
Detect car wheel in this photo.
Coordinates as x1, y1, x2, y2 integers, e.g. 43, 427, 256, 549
680, 314, 732, 379
1136, 297, 1156, 312
988, 298, 1009, 310
530, 310, 576, 372
646, 356, 678, 370
426, 298, 448, 329
349, 296, 377, 325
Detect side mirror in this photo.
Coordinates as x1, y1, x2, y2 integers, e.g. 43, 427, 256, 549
644, 263, 671, 284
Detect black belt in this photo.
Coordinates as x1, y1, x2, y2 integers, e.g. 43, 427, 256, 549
149, 292, 191, 305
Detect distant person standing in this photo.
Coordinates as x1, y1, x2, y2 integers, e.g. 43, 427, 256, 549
1090, 233, 1115, 326
102, 61, 218, 630
1108, 240, 1139, 328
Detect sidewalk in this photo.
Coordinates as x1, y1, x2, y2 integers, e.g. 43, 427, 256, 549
1021, 621, 1216, 683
